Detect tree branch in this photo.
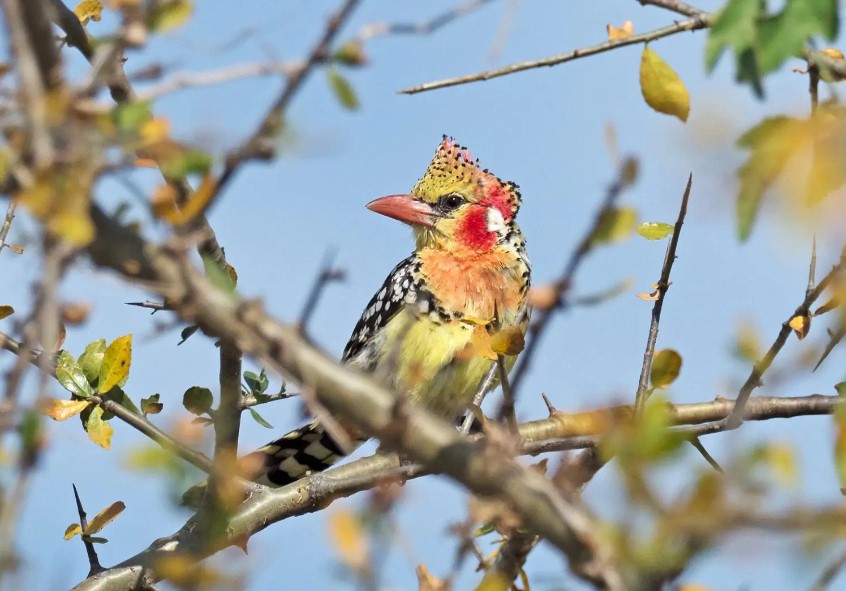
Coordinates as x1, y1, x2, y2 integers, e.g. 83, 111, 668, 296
634, 174, 692, 411
399, 13, 710, 94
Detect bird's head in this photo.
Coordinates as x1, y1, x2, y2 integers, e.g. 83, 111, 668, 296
367, 136, 521, 253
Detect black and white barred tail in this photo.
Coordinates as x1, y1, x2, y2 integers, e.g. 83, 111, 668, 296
182, 422, 363, 506
246, 421, 362, 486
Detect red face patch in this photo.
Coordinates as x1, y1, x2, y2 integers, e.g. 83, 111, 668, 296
456, 205, 497, 252
479, 183, 513, 224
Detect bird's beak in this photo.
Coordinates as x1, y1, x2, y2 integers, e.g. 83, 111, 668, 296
366, 194, 438, 228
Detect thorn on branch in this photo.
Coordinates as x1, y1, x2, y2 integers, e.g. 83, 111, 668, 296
72, 484, 104, 577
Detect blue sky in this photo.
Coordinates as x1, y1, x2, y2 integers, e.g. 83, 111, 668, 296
2, 1, 846, 589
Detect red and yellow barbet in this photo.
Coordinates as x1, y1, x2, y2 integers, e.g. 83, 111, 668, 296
248, 136, 531, 486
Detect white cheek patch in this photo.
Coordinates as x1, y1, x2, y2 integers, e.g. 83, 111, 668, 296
486, 206, 508, 234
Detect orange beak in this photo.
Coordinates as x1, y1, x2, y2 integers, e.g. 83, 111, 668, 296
366, 194, 438, 228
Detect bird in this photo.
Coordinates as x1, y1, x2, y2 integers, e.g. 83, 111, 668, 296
242, 136, 531, 488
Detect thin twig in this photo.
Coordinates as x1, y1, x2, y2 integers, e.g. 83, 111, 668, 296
212, 0, 363, 209
808, 545, 846, 591
298, 250, 346, 333
726, 244, 846, 427
495, 354, 517, 431
0, 201, 17, 255
634, 174, 692, 412
460, 361, 497, 434
637, 0, 706, 18
351, 0, 494, 42
399, 14, 710, 94
510, 157, 637, 397
72, 484, 104, 576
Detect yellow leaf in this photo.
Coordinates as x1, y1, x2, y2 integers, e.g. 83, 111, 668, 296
636, 222, 675, 240
85, 405, 114, 449
74, 0, 103, 25
650, 349, 682, 388
640, 46, 690, 122
819, 47, 846, 82
63, 522, 82, 540
788, 314, 811, 340
476, 572, 510, 591
159, 173, 218, 225
16, 169, 95, 246
147, 0, 193, 32
99, 334, 132, 393
84, 501, 125, 535
139, 117, 170, 145
470, 326, 496, 361
607, 20, 634, 41
490, 325, 525, 356
40, 398, 91, 421
154, 555, 223, 588
0, 305, 13, 320
328, 509, 370, 573
590, 206, 637, 245
48, 209, 94, 246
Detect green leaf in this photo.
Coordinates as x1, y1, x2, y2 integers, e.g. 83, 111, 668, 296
56, 351, 94, 398
650, 349, 683, 388
636, 222, 675, 240
178, 325, 199, 345
203, 257, 236, 293
77, 339, 106, 385
99, 334, 132, 394
836, 381, 846, 396
112, 101, 152, 134
20, 410, 43, 464
140, 393, 163, 415
183, 386, 213, 416
327, 68, 359, 111
758, 0, 839, 74
249, 408, 273, 429
84, 405, 114, 449
159, 148, 213, 179
243, 370, 269, 394
83, 536, 108, 544
705, 0, 765, 95
101, 386, 141, 417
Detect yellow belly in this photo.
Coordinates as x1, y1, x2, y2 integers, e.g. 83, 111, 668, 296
376, 312, 518, 418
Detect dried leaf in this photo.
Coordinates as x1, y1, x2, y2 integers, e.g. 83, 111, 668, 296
140, 393, 163, 415
650, 349, 682, 388
788, 314, 811, 340
328, 509, 370, 573
0, 305, 13, 320
607, 20, 634, 41
99, 334, 132, 393
470, 326, 496, 361
74, 0, 103, 25
40, 398, 91, 421
61, 302, 90, 325
417, 564, 451, 591
84, 501, 125, 535
640, 46, 690, 122
527, 284, 559, 310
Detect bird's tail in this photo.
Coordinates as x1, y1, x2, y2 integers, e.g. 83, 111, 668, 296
182, 421, 364, 506
245, 420, 364, 487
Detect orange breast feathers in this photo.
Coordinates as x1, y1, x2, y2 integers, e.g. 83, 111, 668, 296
418, 248, 526, 323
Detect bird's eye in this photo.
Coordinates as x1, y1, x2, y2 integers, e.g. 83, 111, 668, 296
440, 194, 464, 212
